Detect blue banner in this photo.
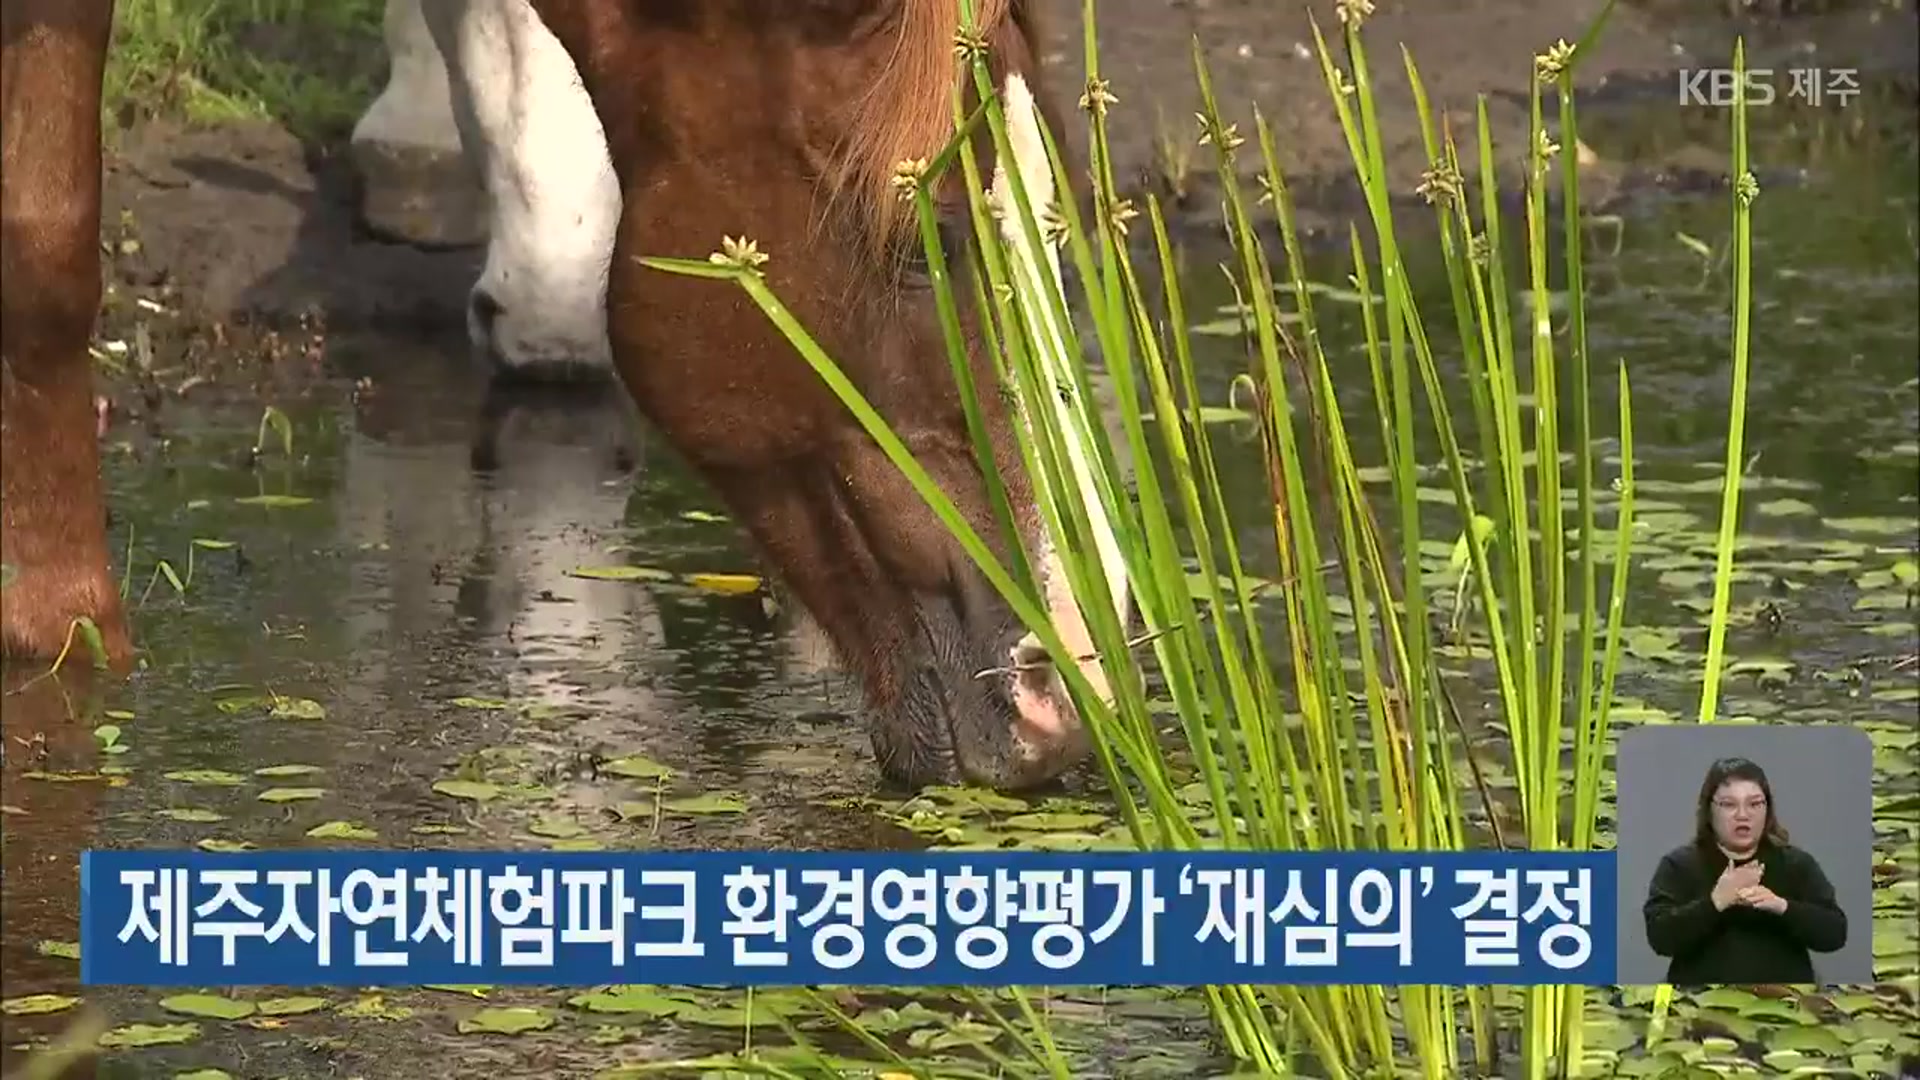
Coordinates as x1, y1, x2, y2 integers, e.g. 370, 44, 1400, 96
80, 849, 1617, 987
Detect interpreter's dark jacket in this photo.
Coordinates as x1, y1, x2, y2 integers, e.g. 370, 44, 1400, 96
1642, 839, 1848, 986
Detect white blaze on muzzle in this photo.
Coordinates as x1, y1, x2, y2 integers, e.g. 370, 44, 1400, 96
987, 72, 1128, 711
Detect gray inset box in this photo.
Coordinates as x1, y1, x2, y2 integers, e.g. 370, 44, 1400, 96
1614, 723, 1874, 986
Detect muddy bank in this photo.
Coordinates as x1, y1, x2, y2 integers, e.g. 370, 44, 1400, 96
94, 0, 1918, 337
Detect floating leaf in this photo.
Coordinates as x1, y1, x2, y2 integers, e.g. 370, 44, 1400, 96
1002, 812, 1108, 831
98, 1022, 201, 1047
412, 823, 468, 835
528, 814, 585, 840
457, 1006, 554, 1036
164, 769, 245, 786
257, 787, 326, 803
336, 994, 414, 1021
1758, 498, 1818, 517
1825, 516, 1915, 536
256, 996, 329, 1016
22, 770, 121, 785
449, 696, 511, 710
306, 821, 378, 841
270, 697, 326, 720
1020, 830, 1106, 851
160, 994, 256, 1021
255, 764, 322, 778
433, 780, 502, 802
234, 494, 313, 508
36, 940, 80, 961
1770, 1024, 1851, 1056
681, 510, 728, 523
425, 985, 493, 998
567, 565, 673, 583
174, 1070, 234, 1080
661, 792, 747, 815
568, 988, 694, 1016
196, 839, 255, 853
157, 808, 227, 823
3, 994, 80, 1016
612, 801, 657, 822
602, 755, 672, 780
214, 694, 270, 714
94, 724, 122, 746
686, 572, 761, 595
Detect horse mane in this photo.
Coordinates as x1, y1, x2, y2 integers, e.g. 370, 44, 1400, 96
827, 0, 1028, 253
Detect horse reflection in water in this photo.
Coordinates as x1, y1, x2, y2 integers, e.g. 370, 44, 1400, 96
331, 359, 857, 786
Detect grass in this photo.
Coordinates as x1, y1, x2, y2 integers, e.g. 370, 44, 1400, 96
645, 0, 1778, 1076
101, 0, 384, 142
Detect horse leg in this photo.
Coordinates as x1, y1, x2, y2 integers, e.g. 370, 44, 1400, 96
420, 0, 619, 376
1, 0, 131, 667
349, 0, 489, 248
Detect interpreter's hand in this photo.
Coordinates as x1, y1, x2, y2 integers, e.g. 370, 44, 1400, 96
1711, 861, 1764, 910
1738, 885, 1788, 914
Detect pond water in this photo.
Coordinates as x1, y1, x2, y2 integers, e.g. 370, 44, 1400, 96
2, 69, 1916, 1080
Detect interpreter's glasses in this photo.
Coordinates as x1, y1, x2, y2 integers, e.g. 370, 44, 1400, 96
1714, 797, 1766, 818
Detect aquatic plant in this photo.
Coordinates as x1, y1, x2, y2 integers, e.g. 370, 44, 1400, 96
645, 0, 1778, 1074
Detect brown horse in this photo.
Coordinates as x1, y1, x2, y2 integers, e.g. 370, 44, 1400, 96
1, 0, 1114, 792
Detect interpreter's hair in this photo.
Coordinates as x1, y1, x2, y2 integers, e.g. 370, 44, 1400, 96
1693, 756, 1790, 855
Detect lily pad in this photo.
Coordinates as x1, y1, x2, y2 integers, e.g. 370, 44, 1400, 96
235, 494, 314, 508
1771, 1024, 1851, 1056
306, 820, 379, 841
433, 780, 502, 802
255, 764, 323, 778
157, 808, 227, 823
164, 769, 246, 786
98, 1022, 201, 1048
160, 994, 256, 1021
2, 994, 80, 1016
425, 985, 493, 998
686, 572, 761, 595
449, 696, 512, 710
412, 823, 468, 836
1003, 812, 1108, 831
36, 941, 80, 961
528, 814, 586, 840
457, 1006, 555, 1035
567, 987, 694, 1016
257, 787, 326, 803
602, 754, 672, 780
336, 994, 414, 1021
269, 697, 326, 720
173, 1070, 233, 1080
256, 996, 330, 1016
567, 565, 673, 583
197, 838, 256, 853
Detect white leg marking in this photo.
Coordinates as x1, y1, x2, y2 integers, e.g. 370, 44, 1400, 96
425, 0, 622, 370
352, 0, 465, 156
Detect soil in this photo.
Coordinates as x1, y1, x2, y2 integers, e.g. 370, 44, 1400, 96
95, 0, 1919, 339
